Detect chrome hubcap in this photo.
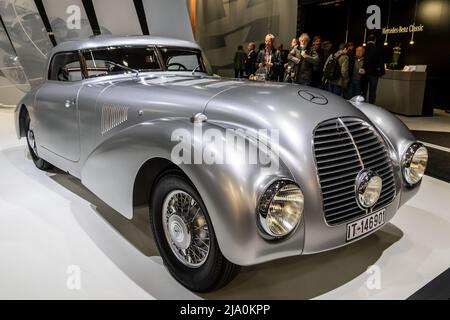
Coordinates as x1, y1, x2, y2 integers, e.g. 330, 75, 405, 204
168, 214, 191, 250
162, 190, 210, 268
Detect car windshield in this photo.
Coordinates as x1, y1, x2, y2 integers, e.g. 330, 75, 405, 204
83, 46, 161, 78
82, 46, 213, 78
158, 47, 212, 75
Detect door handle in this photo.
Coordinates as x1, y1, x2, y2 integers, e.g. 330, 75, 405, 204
65, 99, 76, 108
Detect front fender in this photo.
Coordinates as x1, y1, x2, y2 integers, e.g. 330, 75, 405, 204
81, 118, 306, 266
352, 101, 421, 206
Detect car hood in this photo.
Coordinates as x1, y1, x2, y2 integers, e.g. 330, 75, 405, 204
119, 74, 371, 142
204, 81, 370, 133
129, 74, 368, 124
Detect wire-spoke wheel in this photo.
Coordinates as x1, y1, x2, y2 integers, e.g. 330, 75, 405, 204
162, 190, 210, 268
150, 174, 240, 292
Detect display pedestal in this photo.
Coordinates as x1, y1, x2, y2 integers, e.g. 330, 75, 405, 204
376, 69, 427, 116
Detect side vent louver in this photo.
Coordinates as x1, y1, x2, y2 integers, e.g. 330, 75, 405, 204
101, 105, 129, 135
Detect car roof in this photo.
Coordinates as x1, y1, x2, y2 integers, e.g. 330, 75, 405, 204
49, 35, 200, 55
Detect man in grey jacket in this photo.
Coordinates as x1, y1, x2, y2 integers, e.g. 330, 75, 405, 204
324, 43, 350, 96
287, 33, 319, 86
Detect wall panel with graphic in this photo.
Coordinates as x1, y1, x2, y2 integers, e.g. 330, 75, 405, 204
0, 0, 193, 106
0, 15, 29, 106
0, 0, 53, 95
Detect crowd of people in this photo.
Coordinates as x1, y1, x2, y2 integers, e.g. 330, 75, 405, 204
233, 33, 385, 103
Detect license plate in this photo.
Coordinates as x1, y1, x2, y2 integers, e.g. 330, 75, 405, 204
346, 210, 385, 242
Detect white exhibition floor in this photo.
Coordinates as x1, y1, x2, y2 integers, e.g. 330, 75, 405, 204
1, 107, 450, 300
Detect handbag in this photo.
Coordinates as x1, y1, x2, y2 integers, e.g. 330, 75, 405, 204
255, 67, 269, 81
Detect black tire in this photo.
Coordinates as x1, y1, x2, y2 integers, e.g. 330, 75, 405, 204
150, 174, 240, 292
24, 112, 53, 171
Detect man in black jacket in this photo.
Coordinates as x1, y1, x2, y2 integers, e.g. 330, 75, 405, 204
362, 34, 385, 104
245, 42, 257, 78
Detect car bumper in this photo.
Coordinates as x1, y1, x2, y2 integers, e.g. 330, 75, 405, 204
300, 172, 420, 255
301, 197, 401, 255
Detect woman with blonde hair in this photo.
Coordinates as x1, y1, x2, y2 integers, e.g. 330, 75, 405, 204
256, 33, 282, 81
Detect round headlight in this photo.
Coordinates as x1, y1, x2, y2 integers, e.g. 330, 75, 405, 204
258, 180, 304, 239
403, 143, 428, 185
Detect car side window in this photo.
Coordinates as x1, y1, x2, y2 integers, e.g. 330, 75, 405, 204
49, 52, 82, 82
159, 47, 210, 74
167, 54, 199, 71
83, 46, 161, 78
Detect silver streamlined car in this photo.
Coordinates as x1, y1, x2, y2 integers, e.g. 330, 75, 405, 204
15, 36, 428, 292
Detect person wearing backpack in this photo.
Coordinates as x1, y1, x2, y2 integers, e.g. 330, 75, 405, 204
323, 43, 351, 96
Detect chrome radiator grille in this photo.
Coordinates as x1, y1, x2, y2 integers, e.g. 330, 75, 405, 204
313, 118, 396, 225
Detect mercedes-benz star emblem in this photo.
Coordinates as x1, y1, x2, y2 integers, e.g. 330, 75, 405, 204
298, 90, 328, 105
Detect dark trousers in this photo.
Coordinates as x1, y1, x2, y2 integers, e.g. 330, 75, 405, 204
235, 69, 244, 79
346, 79, 363, 99
311, 71, 323, 88
362, 75, 379, 104
328, 83, 343, 96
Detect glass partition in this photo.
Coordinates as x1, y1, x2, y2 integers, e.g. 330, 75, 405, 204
0, 0, 53, 88
0, 16, 30, 106
42, 0, 94, 42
